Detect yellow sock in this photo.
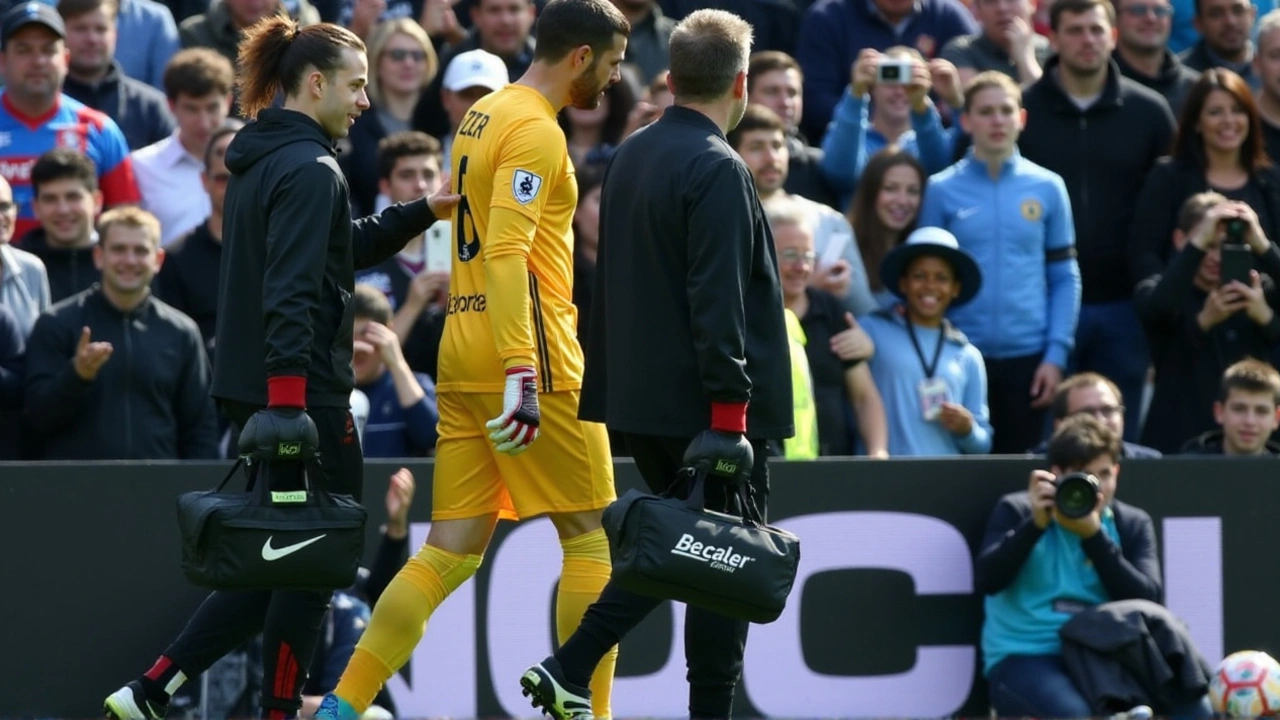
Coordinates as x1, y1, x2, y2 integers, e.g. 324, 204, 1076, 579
556, 528, 617, 719
334, 545, 482, 713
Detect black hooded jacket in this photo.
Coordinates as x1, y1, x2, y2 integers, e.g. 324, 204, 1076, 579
212, 108, 440, 410
1017, 57, 1177, 304
19, 228, 100, 304
1113, 51, 1201, 117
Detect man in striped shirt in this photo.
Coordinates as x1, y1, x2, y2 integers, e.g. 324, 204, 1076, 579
0, 2, 139, 243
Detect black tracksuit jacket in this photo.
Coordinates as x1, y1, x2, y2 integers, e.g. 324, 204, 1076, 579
212, 109, 439, 410
155, 222, 221, 356
23, 286, 219, 459
581, 105, 794, 440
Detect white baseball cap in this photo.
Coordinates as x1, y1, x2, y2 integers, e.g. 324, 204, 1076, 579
442, 49, 509, 92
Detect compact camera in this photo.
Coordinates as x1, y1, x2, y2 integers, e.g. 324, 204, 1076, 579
1054, 471, 1100, 519
877, 58, 912, 85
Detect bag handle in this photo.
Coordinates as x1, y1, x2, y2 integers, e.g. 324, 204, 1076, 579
671, 468, 704, 508
220, 453, 337, 507
675, 467, 765, 528
720, 473, 764, 528
735, 478, 765, 527
251, 457, 339, 507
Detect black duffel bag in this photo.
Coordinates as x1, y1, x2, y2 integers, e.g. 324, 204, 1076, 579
602, 467, 801, 624
177, 457, 367, 591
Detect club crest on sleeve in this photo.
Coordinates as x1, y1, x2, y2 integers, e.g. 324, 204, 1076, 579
512, 169, 543, 205
57, 128, 85, 152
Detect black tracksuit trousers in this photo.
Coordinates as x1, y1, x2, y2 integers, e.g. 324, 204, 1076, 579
555, 433, 771, 720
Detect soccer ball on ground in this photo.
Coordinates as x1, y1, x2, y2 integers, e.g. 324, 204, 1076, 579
1210, 650, 1280, 717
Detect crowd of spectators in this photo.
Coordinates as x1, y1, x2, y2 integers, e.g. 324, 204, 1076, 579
1, 0, 1280, 464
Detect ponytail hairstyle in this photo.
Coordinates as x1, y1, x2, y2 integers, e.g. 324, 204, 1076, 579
236, 15, 366, 119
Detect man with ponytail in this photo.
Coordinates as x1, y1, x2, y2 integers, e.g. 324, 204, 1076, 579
314, 1, 629, 720
103, 15, 460, 720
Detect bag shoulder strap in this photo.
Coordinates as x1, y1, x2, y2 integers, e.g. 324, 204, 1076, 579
215, 457, 248, 492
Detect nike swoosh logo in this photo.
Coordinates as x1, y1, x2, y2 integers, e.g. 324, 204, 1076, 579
956, 206, 980, 220
261, 534, 327, 561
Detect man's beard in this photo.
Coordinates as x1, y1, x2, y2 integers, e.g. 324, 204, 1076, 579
1061, 53, 1109, 77
71, 57, 109, 77
568, 61, 606, 109
1120, 37, 1165, 56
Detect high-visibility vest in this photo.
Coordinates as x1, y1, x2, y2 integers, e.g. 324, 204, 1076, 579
783, 308, 819, 460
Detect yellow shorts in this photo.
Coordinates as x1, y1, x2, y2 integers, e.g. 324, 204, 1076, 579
432, 390, 615, 521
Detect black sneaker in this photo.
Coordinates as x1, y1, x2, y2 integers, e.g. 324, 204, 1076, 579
520, 656, 594, 720
104, 681, 168, 720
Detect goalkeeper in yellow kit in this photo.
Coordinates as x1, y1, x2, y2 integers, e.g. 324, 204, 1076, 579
315, 2, 631, 719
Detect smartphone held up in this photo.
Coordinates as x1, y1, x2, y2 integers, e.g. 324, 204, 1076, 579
1219, 218, 1252, 288
424, 221, 452, 274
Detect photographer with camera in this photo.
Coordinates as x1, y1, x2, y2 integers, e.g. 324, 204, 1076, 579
976, 414, 1200, 718
1136, 191, 1280, 453
818, 46, 961, 203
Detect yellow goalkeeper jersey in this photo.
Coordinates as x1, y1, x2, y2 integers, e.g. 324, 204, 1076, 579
435, 83, 582, 394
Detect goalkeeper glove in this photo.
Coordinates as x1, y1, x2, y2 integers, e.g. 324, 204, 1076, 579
486, 366, 540, 455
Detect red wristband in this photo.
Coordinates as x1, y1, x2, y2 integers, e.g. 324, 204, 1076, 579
710, 402, 748, 434
267, 376, 306, 408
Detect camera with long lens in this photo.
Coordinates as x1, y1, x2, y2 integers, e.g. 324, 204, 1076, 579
1054, 471, 1100, 519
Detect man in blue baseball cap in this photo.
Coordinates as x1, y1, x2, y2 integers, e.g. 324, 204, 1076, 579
0, 1, 64, 46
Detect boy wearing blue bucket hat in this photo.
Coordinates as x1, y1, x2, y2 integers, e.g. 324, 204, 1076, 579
861, 226, 994, 456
